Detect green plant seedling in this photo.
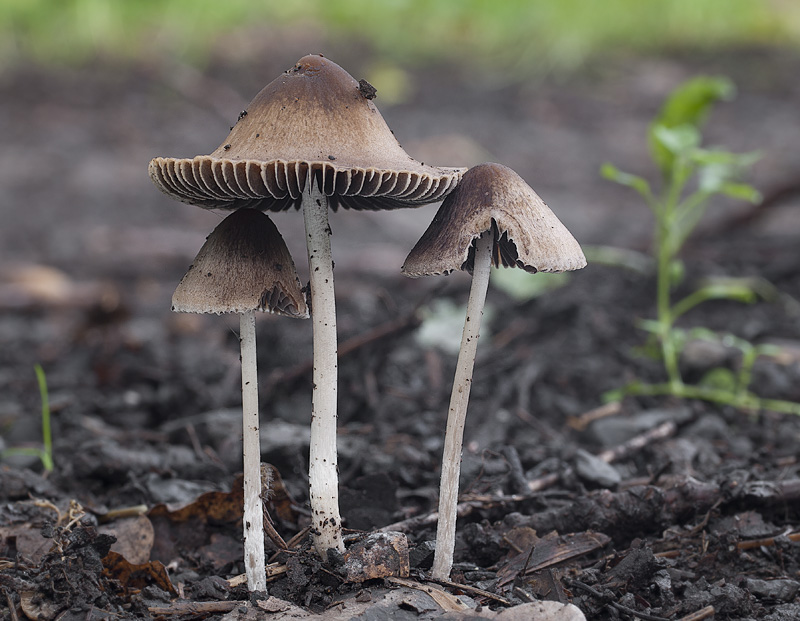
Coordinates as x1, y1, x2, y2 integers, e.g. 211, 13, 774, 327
602, 76, 800, 416
0, 364, 54, 471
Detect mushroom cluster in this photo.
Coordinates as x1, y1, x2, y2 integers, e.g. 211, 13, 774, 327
150, 56, 585, 590
150, 54, 464, 588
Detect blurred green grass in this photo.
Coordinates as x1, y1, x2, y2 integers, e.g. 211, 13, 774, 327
2, 0, 799, 73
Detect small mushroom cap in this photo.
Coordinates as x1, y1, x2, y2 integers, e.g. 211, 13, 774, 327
402, 163, 587, 277
172, 209, 309, 318
150, 54, 465, 212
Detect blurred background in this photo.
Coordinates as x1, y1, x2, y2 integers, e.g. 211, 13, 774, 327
2, 0, 800, 437
2, 0, 799, 266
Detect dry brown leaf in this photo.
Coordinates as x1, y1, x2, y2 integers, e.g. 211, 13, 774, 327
147, 475, 244, 563
498, 529, 610, 588
103, 550, 177, 595
0, 524, 53, 564
19, 589, 61, 621
98, 514, 154, 564
148, 474, 245, 523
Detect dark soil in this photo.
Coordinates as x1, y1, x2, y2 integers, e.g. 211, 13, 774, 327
2, 38, 800, 620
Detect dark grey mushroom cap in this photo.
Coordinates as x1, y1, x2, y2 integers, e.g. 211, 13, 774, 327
172, 209, 309, 318
402, 162, 587, 276
150, 54, 465, 212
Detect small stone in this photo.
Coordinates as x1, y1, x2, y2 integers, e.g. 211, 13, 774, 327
574, 449, 621, 487
746, 578, 800, 602
342, 531, 409, 583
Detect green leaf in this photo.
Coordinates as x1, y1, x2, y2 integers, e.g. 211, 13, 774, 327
689, 148, 760, 167
602, 387, 627, 403
648, 75, 735, 176
717, 182, 762, 203
650, 124, 701, 156
698, 367, 738, 392
695, 148, 761, 198
600, 163, 653, 202
635, 318, 664, 335
686, 326, 724, 343
686, 281, 759, 308
656, 76, 736, 129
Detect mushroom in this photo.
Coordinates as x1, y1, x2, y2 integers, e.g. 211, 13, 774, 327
401, 162, 586, 579
173, 207, 308, 592
149, 54, 465, 557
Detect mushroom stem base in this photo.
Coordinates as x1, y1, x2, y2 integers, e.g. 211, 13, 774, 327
303, 182, 345, 557
432, 233, 494, 580
241, 310, 267, 591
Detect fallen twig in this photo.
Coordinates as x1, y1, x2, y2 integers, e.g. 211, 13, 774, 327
4, 588, 19, 621
676, 605, 716, 621
737, 530, 800, 550
567, 401, 623, 431
148, 600, 244, 615
227, 563, 288, 587
426, 576, 512, 606
595, 421, 677, 464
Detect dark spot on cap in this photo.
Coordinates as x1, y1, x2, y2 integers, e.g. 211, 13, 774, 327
358, 78, 377, 100
328, 155, 336, 161
223, 144, 231, 151
237, 110, 248, 122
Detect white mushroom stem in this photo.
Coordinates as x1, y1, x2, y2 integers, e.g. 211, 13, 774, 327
432, 232, 494, 580
302, 181, 345, 557
240, 310, 267, 591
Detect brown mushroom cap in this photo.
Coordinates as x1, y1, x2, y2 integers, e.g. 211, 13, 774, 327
172, 208, 309, 318
402, 162, 587, 276
150, 55, 465, 212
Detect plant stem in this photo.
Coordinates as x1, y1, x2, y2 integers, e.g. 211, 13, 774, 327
302, 180, 345, 557
34, 364, 53, 472
655, 166, 689, 391
655, 218, 681, 390
620, 381, 800, 416
240, 310, 266, 592
431, 232, 494, 580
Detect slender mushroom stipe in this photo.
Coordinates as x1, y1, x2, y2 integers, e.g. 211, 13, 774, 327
172, 208, 307, 591
303, 181, 344, 555
402, 162, 587, 579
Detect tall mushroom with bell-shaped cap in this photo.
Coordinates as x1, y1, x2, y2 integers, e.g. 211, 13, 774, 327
149, 54, 465, 557
173, 207, 308, 592
402, 162, 587, 579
